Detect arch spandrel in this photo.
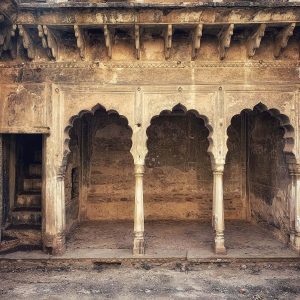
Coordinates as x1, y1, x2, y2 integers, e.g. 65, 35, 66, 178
224, 91, 297, 132
143, 92, 216, 129
59, 91, 135, 176
141, 101, 216, 169
224, 91, 299, 161
225, 102, 297, 167
61, 89, 136, 132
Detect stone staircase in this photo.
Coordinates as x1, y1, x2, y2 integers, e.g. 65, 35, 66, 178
3, 152, 42, 248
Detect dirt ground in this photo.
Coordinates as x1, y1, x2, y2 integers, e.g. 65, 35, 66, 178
0, 262, 299, 300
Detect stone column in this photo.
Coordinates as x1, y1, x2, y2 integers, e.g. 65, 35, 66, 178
42, 135, 66, 255
293, 166, 300, 252
289, 169, 296, 245
133, 163, 145, 255
212, 163, 226, 254
0, 135, 3, 242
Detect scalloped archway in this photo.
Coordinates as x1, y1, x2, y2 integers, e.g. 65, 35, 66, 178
61, 103, 133, 177
224, 102, 296, 244
226, 103, 296, 165
143, 103, 214, 225
145, 103, 215, 167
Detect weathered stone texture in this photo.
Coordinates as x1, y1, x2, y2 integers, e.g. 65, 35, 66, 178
1, 0, 300, 254
249, 111, 291, 240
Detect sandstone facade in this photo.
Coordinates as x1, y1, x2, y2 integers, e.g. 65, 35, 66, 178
0, 0, 300, 255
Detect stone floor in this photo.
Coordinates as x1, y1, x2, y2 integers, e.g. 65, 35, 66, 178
1, 220, 298, 260
64, 220, 297, 258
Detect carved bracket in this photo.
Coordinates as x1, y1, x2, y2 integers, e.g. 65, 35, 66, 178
218, 24, 234, 60
0, 23, 16, 58
247, 24, 266, 58
18, 25, 36, 60
135, 25, 141, 60
164, 24, 172, 60
104, 25, 112, 59
274, 23, 295, 58
74, 25, 86, 60
38, 25, 58, 60
192, 24, 203, 60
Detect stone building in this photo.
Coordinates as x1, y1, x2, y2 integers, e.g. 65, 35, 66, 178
0, 0, 300, 256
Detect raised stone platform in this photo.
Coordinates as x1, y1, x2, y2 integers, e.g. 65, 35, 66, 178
0, 221, 298, 266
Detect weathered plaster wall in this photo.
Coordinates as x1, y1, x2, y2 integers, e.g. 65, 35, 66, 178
86, 109, 135, 221
248, 111, 291, 240
144, 111, 245, 221
144, 112, 214, 220
224, 114, 245, 220
0, 84, 50, 134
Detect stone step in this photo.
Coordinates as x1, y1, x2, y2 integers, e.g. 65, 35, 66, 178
3, 225, 42, 246
11, 209, 41, 226
28, 163, 42, 177
23, 178, 42, 192
16, 193, 41, 208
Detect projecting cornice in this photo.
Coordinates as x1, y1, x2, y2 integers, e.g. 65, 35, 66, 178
16, 7, 300, 25
1, 3, 300, 61
16, 1, 300, 9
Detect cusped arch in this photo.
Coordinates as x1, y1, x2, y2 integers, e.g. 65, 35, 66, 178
226, 102, 296, 166
145, 103, 215, 166
61, 103, 133, 176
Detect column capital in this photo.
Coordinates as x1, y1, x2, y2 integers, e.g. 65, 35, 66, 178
212, 162, 225, 174
134, 163, 145, 175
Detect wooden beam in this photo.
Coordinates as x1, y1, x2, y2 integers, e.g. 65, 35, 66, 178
247, 24, 266, 58
192, 24, 203, 60
38, 25, 58, 60
274, 23, 295, 58
218, 24, 234, 60
135, 24, 141, 60
104, 25, 112, 59
164, 24, 172, 60
18, 25, 36, 60
74, 24, 86, 60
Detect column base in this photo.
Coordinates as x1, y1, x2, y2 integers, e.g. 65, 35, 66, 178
43, 232, 66, 256
214, 233, 226, 255
133, 232, 145, 255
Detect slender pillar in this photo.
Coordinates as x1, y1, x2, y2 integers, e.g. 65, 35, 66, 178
212, 163, 226, 254
133, 163, 145, 255
0, 135, 3, 242
293, 166, 300, 252
289, 169, 296, 245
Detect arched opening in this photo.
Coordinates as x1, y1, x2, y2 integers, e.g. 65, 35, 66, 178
224, 104, 296, 255
64, 105, 134, 251
144, 104, 214, 251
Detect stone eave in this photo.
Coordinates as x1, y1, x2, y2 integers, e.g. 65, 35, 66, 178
17, 1, 300, 10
